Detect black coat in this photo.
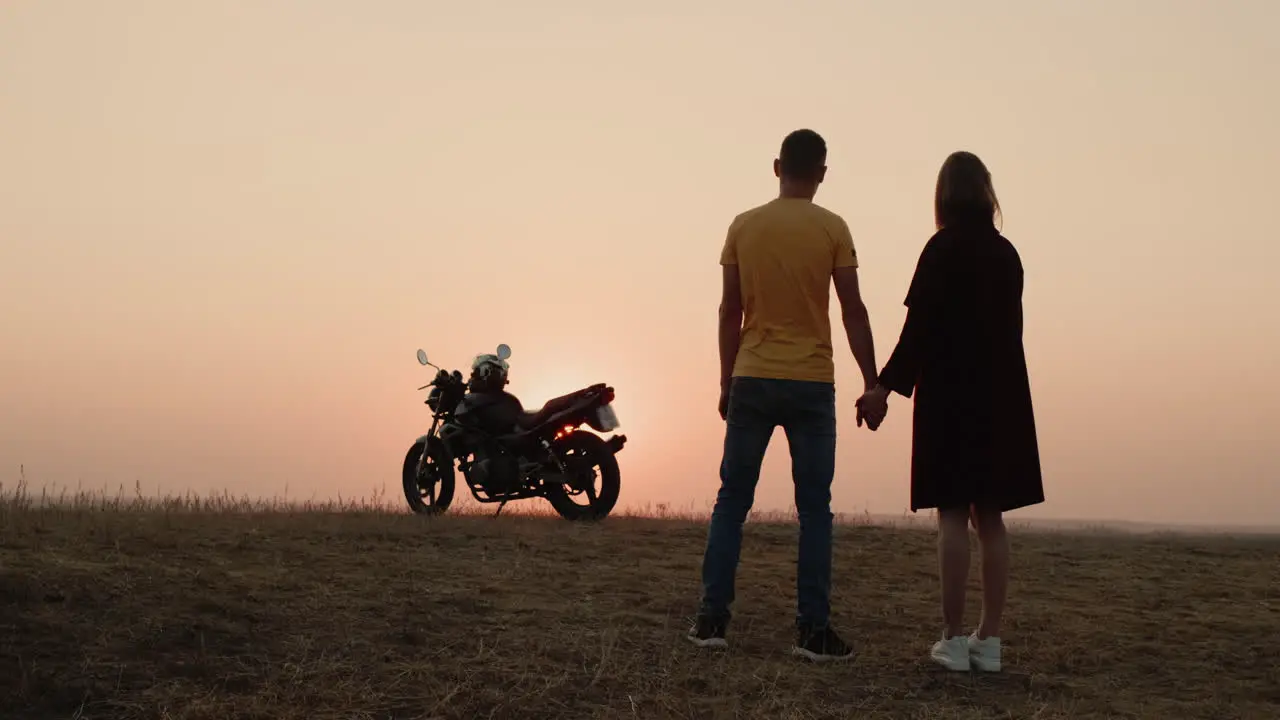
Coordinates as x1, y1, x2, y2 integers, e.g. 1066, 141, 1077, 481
878, 222, 1045, 513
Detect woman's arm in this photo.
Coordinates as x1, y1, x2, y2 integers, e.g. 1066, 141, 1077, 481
876, 236, 946, 398
1016, 259, 1025, 339
876, 308, 926, 398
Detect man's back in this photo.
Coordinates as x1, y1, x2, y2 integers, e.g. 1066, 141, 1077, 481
721, 197, 858, 384
696, 128, 873, 661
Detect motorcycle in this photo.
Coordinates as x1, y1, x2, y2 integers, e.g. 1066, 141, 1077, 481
402, 343, 627, 521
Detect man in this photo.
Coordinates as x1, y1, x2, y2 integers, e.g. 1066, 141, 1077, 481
687, 128, 886, 662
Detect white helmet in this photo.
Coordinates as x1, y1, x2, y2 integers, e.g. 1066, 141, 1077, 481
468, 352, 509, 392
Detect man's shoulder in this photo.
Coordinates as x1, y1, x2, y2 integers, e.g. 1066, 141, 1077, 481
805, 200, 848, 224
730, 199, 848, 230
800, 202, 852, 241
728, 200, 774, 228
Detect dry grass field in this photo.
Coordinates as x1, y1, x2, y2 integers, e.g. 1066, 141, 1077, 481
2, 483, 1278, 720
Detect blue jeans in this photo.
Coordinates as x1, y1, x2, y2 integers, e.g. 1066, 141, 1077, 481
698, 376, 837, 628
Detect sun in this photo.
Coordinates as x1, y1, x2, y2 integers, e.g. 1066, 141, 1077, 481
501, 354, 627, 431
506, 370, 579, 413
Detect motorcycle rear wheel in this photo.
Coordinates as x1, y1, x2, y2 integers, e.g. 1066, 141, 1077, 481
543, 431, 621, 521
402, 440, 456, 515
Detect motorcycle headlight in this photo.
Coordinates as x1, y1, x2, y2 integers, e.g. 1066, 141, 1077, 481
427, 387, 442, 410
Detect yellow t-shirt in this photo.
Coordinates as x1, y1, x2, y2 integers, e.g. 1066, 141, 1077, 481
720, 197, 858, 384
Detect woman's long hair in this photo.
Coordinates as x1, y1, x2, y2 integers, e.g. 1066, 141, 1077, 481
934, 151, 1002, 231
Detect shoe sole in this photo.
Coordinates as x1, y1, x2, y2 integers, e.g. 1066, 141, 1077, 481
930, 653, 971, 672
791, 646, 854, 663
686, 636, 728, 649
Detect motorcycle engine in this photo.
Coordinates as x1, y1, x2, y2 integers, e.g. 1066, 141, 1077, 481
468, 441, 521, 492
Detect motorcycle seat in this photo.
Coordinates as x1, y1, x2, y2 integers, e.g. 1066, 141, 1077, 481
514, 384, 608, 433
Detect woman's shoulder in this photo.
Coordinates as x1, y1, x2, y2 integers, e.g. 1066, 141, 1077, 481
991, 231, 1023, 269
935, 225, 1020, 259
920, 227, 960, 259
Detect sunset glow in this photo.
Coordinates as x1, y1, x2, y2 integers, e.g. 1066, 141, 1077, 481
1, 1, 1277, 528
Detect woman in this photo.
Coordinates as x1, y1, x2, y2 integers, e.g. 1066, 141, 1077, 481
860, 151, 1044, 672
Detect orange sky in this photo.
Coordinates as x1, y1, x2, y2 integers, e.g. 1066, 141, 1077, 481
2, 1, 1277, 526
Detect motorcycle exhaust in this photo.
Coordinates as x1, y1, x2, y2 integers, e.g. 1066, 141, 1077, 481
605, 434, 627, 454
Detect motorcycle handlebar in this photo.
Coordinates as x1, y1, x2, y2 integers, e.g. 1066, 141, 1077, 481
419, 368, 464, 392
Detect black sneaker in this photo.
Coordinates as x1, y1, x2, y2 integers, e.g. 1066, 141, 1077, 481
686, 615, 728, 649
792, 624, 854, 662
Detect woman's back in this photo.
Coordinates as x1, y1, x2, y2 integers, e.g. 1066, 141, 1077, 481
869, 150, 1044, 672
912, 224, 1026, 390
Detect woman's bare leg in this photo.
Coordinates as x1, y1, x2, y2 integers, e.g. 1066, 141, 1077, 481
936, 507, 971, 637
971, 505, 1009, 639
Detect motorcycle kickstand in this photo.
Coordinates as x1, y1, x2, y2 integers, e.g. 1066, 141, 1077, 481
493, 500, 507, 519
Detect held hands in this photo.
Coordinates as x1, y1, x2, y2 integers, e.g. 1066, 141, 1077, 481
719, 378, 887, 429
855, 385, 889, 431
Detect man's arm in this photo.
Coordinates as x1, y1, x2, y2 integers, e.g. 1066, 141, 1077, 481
719, 263, 744, 390
830, 220, 877, 390
833, 266, 878, 390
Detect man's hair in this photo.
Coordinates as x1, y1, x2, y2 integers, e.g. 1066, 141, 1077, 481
778, 129, 827, 181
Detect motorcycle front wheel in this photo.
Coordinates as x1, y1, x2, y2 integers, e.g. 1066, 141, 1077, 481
543, 431, 621, 521
402, 440, 456, 515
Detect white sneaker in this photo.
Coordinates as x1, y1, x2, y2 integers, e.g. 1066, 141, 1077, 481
967, 632, 1002, 672
930, 635, 971, 671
